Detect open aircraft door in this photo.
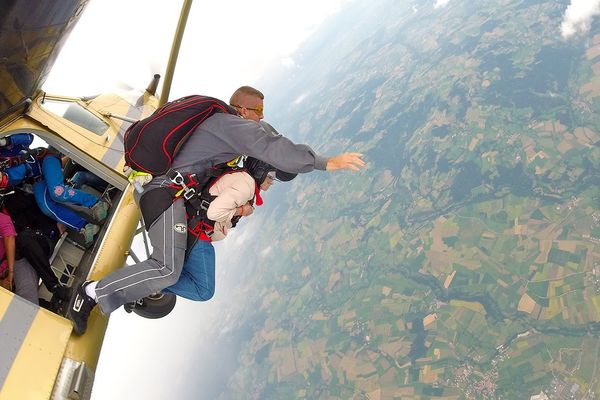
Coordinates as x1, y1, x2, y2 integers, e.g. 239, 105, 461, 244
0, 0, 193, 397
0, 1, 148, 398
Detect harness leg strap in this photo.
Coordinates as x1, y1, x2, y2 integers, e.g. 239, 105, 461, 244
139, 187, 178, 229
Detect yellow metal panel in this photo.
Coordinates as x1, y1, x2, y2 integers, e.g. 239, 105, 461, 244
65, 187, 140, 371
64, 310, 108, 372
27, 102, 111, 160
1, 309, 71, 400
0, 288, 13, 319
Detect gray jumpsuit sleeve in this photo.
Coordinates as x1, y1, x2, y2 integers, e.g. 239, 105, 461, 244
195, 114, 329, 173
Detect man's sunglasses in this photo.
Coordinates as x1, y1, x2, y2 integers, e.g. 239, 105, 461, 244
231, 103, 263, 116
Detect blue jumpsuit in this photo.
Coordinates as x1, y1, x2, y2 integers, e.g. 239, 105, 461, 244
1, 133, 100, 231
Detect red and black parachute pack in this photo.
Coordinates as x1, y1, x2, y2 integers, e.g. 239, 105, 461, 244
124, 95, 239, 175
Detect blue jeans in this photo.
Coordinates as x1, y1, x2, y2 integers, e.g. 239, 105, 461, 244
163, 240, 215, 301
32, 156, 100, 231
70, 171, 108, 191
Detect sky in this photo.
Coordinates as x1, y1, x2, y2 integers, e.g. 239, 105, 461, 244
42, 1, 347, 399
42, 0, 600, 399
44, 0, 346, 104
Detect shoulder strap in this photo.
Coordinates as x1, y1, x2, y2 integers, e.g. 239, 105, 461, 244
0, 147, 52, 170
185, 165, 246, 228
124, 95, 240, 175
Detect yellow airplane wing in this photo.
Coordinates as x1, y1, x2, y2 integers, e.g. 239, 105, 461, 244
0, 0, 90, 123
0, 290, 74, 399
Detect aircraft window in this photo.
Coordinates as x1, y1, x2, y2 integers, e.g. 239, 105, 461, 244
41, 99, 108, 136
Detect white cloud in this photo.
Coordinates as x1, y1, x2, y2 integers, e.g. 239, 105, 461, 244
434, 0, 450, 9
293, 93, 309, 105
561, 0, 600, 39
260, 245, 273, 257
228, 222, 253, 247
281, 57, 296, 68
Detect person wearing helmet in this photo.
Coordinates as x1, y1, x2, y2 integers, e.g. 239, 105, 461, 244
161, 157, 278, 301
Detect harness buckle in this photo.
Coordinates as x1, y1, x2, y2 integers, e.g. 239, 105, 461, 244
168, 170, 194, 199
183, 186, 196, 200
169, 170, 186, 187
199, 199, 211, 210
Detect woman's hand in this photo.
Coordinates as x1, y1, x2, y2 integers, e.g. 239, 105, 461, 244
6, 270, 12, 291
236, 203, 254, 217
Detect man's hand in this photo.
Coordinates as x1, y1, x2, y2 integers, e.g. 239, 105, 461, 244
326, 153, 366, 172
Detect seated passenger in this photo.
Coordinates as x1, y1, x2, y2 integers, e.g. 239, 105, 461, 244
162, 157, 278, 301
3, 189, 69, 301
12, 260, 40, 305
0, 133, 108, 245
0, 208, 39, 304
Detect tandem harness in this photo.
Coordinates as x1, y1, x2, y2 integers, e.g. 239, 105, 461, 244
138, 164, 244, 245
0, 147, 55, 170
168, 170, 217, 240
0, 148, 59, 189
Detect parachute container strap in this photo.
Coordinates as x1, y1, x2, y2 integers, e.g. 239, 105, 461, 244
166, 169, 199, 200
187, 218, 214, 238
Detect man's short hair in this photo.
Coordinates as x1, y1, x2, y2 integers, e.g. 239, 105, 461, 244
230, 86, 264, 105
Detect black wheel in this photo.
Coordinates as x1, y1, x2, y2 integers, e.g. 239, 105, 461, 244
130, 292, 177, 319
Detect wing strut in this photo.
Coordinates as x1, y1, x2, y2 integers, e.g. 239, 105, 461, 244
159, 0, 194, 107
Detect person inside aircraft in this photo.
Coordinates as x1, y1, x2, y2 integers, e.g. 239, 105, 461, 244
70, 85, 365, 335
0, 133, 109, 245
0, 207, 40, 305
3, 188, 69, 303
11, 258, 41, 305
161, 157, 278, 301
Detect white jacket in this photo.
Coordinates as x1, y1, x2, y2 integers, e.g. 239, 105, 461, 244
206, 171, 256, 241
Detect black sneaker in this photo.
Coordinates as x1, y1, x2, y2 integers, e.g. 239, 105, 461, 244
71, 280, 97, 335
51, 284, 70, 301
